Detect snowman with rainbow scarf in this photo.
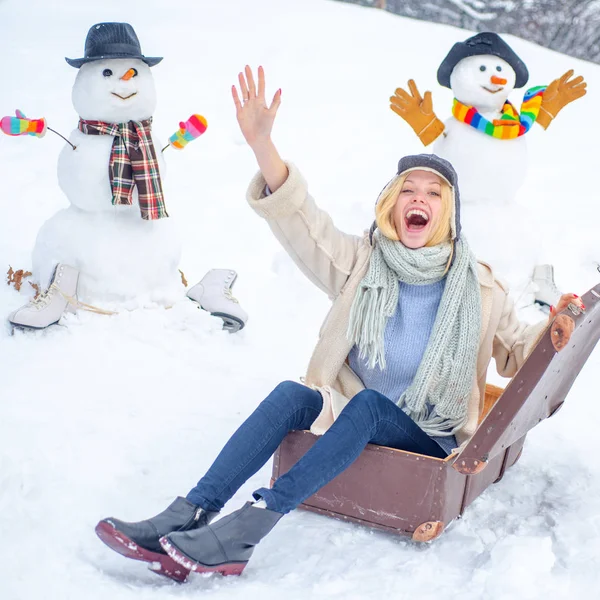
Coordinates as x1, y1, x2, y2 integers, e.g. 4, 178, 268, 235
390, 32, 586, 205
390, 31, 586, 307
3, 22, 248, 332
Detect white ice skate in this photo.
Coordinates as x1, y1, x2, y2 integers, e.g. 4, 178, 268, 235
187, 269, 248, 333
8, 264, 79, 330
532, 264, 562, 310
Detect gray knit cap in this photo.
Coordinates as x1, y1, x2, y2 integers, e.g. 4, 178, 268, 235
370, 153, 461, 243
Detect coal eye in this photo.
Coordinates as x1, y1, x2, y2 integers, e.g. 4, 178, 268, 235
479, 65, 486, 72
496, 65, 502, 72
102, 69, 113, 77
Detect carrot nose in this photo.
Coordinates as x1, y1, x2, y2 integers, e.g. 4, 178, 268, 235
491, 75, 507, 85
121, 68, 136, 81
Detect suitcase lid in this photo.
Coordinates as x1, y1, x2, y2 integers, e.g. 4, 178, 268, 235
453, 283, 600, 475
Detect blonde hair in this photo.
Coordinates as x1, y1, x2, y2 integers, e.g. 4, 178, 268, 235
375, 172, 453, 247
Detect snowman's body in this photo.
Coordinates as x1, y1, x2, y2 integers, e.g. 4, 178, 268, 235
32, 58, 182, 304
434, 113, 528, 205
432, 55, 529, 206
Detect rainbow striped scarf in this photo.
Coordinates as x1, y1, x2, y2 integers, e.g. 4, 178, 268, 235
452, 86, 546, 139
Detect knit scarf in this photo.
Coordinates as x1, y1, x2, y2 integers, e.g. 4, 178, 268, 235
347, 232, 481, 436
78, 118, 168, 220
452, 86, 546, 139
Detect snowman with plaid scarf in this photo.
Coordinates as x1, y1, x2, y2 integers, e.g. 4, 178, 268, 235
6, 23, 247, 332
390, 31, 586, 310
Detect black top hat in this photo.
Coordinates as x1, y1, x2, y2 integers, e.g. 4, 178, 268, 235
65, 22, 163, 69
437, 32, 529, 89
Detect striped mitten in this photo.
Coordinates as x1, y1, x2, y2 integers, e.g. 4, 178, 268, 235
1, 109, 47, 138
168, 114, 207, 149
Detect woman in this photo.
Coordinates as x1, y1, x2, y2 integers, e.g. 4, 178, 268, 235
96, 66, 582, 580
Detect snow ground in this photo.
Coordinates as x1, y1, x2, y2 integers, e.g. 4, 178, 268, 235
1, 1, 600, 598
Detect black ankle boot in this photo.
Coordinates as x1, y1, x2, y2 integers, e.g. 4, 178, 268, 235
160, 502, 283, 577
95, 497, 219, 582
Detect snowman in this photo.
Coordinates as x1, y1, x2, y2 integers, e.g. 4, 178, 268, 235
389, 31, 586, 306
390, 32, 586, 204
5, 22, 247, 332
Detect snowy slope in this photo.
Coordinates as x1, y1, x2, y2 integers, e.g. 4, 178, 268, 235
1, 1, 600, 599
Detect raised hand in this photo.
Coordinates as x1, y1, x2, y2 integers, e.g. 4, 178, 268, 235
232, 65, 287, 192
232, 65, 282, 150
537, 70, 587, 129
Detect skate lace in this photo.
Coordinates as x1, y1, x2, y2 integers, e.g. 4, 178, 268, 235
29, 282, 117, 316
223, 287, 239, 303
546, 278, 561, 295
224, 272, 239, 303
532, 266, 561, 296
30, 282, 59, 310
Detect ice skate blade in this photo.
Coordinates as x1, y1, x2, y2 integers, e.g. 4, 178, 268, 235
95, 520, 190, 583
211, 312, 245, 333
188, 300, 245, 333
533, 300, 551, 315
159, 536, 247, 576
8, 319, 60, 332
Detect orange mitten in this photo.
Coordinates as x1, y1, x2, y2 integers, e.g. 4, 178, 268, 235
537, 70, 587, 130
390, 80, 444, 146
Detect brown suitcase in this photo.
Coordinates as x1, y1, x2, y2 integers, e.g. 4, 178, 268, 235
271, 284, 600, 542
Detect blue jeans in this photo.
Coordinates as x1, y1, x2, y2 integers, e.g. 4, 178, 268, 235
187, 381, 447, 515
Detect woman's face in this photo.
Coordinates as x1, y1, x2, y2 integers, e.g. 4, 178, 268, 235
392, 170, 444, 249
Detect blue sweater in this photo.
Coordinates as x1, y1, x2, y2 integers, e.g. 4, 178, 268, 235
348, 280, 457, 456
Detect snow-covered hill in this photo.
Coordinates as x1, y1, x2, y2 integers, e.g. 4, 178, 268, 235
1, 1, 599, 598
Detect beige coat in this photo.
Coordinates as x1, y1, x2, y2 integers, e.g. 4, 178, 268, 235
247, 163, 547, 446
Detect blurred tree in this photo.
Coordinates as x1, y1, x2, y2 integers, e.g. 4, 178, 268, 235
334, 0, 600, 63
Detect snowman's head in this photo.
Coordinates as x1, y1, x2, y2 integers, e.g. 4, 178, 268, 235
72, 58, 157, 123
450, 55, 516, 111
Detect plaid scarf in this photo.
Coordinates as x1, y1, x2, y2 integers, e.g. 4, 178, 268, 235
78, 118, 168, 220
452, 86, 546, 139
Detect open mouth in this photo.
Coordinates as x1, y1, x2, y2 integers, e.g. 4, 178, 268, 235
482, 86, 503, 94
404, 209, 430, 232
111, 92, 137, 100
